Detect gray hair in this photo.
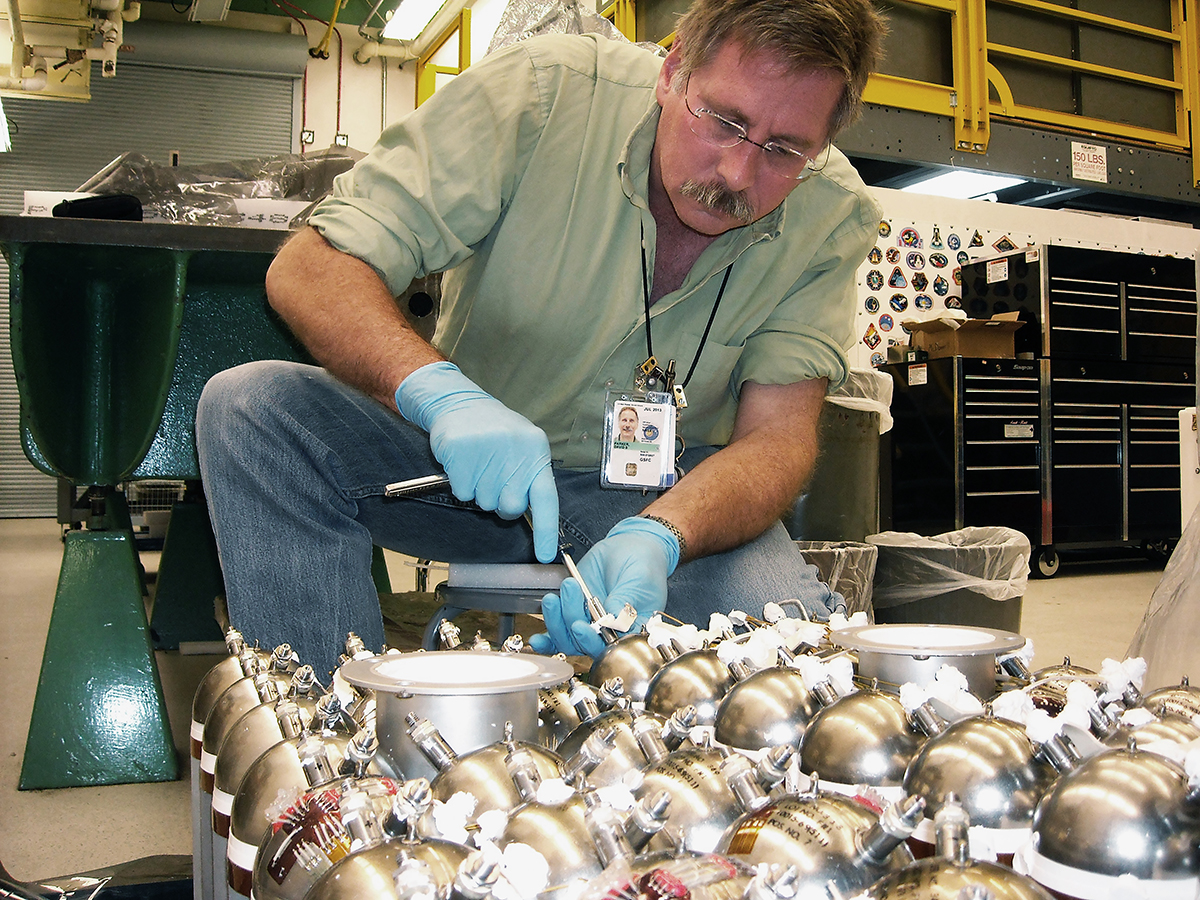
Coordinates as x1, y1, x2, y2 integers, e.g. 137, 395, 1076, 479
671, 0, 887, 139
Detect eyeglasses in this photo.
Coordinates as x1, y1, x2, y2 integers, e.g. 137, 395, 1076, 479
684, 80, 827, 182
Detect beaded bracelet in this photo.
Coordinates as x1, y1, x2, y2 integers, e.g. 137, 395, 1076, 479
639, 514, 688, 562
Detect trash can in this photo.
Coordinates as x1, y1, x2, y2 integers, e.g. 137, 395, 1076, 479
786, 368, 893, 543
865, 527, 1030, 632
796, 541, 879, 620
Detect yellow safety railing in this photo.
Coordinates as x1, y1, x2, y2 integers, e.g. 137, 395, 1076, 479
601, 0, 636, 41
861, 0, 1199, 186
415, 0, 1199, 188
416, 8, 471, 107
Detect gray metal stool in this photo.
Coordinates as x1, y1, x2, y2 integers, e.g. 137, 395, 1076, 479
422, 563, 568, 649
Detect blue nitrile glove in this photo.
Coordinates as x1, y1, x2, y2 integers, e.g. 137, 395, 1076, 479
530, 516, 681, 658
395, 361, 559, 563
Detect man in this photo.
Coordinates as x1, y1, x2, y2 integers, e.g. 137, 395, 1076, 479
616, 407, 641, 444
197, 0, 886, 676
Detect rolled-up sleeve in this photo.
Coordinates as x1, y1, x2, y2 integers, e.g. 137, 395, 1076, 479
733, 184, 881, 394
307, 41, 549, 295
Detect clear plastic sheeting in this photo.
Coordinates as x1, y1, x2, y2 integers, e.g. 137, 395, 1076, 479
795, 541, 878, 619
75, 148, 362, 227
827, 366, 894, 434
1127, 506, 1200, 690
866, 526, 1030, 610
486, 0, 666, 56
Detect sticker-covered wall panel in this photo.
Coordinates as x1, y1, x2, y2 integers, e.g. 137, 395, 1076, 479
849, 189, 1199, 370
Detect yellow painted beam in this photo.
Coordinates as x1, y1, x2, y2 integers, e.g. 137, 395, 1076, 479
995, 103, 1190, 150
889, 0, 956, 13
1183, 0, 1200, 185
988, 42, 1183, 92
953, 0, 990, 152
986, 62, 1015, 115
988, 0, 1180, 43
863, 73, 956, 116
415, 8, 471, 107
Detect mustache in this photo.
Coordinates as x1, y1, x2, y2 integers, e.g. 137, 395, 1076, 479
680, 180, 755, 224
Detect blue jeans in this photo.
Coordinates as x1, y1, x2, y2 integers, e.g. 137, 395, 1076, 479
196, 361, 842, 676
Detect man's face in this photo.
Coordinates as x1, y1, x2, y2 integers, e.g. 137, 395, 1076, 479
653, 39, 844, 236
618, 409, 639, 437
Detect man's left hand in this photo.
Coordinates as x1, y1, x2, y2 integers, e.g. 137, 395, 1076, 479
530, 516, 682, 657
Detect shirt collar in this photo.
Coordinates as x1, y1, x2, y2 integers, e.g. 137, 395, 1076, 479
617, 94, 660, 208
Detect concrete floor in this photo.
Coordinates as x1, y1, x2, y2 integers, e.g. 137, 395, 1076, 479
0, 516, 1170, 884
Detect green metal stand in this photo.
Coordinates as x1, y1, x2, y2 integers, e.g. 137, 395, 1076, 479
149, 498, 226, 650
371, 544, 392, 594
21, 506, 178, 789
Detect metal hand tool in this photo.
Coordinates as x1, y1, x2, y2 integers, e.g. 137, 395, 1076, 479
384, 472, 616, 641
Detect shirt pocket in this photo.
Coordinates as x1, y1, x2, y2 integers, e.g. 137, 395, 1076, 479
676, 333, 745, 421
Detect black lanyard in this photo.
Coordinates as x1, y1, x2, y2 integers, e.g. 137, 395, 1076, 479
640, 220, 733, 390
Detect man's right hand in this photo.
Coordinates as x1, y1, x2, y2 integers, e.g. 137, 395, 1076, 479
396, 361, 559, 563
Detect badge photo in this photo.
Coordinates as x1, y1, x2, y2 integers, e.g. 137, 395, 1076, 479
601, 391, 677, 491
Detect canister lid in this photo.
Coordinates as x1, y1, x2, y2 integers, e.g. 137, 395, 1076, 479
831, 623, 1025, 658
340, 650, 574, 696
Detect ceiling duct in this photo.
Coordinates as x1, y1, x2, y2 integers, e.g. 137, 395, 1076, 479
118, 19, 309, 78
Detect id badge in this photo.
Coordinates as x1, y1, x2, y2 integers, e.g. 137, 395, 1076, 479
600, 390, 677, 490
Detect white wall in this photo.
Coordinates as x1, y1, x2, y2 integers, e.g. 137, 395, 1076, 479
284, 0, 509, 154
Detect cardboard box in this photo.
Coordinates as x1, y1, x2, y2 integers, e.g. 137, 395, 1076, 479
905, 312, 1024, 360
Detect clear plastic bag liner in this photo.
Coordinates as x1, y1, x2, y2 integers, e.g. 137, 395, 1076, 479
1127, 504, 1200, 690
866, 526, 1030, 608
827, 366, 893, 434
75, 147, 362, 227
487, 0, 665, 56
795, 540, 878, 618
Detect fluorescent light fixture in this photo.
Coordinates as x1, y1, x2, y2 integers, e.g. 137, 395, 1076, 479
381, 0, 447, 41
901, 170, 1025, 200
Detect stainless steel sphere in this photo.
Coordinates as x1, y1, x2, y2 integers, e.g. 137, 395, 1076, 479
192, 646, 270, 750
1028, 659, 1102, 717
538, 683, 582, 750
799, 688, 924, 793
252, 774, 405, 900
713, 666, 819, 752
555, 708, 665, 789
1103, 712, 1200, 749
903, 714, 1059, 842
497, 792, 599, 900
1026, 746, 1200, 886
635, 748, 743, 854
717, 792, 913, 897
589, 633, 666, 704
228, 730, 398, 897
428, 740, 564, 824
213, 694, 323, 821
865, 856, 1055, 899
305, 837, 471, 900
201, 670, 294, 790
1141, 678, 1200, 722
645, 649, 735, 727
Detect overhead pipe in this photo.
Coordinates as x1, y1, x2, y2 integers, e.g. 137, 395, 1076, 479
353, 0, 471, 65
86, 0, 140, 77
1, 0, 139, 90
0, 0, 43, 91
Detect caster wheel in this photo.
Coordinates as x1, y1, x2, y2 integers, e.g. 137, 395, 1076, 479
1035, 547, 1059, 578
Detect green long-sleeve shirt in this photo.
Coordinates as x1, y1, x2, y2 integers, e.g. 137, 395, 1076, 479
309, 33, 882, 469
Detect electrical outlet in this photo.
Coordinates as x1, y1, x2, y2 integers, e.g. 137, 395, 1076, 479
334, 133, 349, 148
301, 129, 315, 145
